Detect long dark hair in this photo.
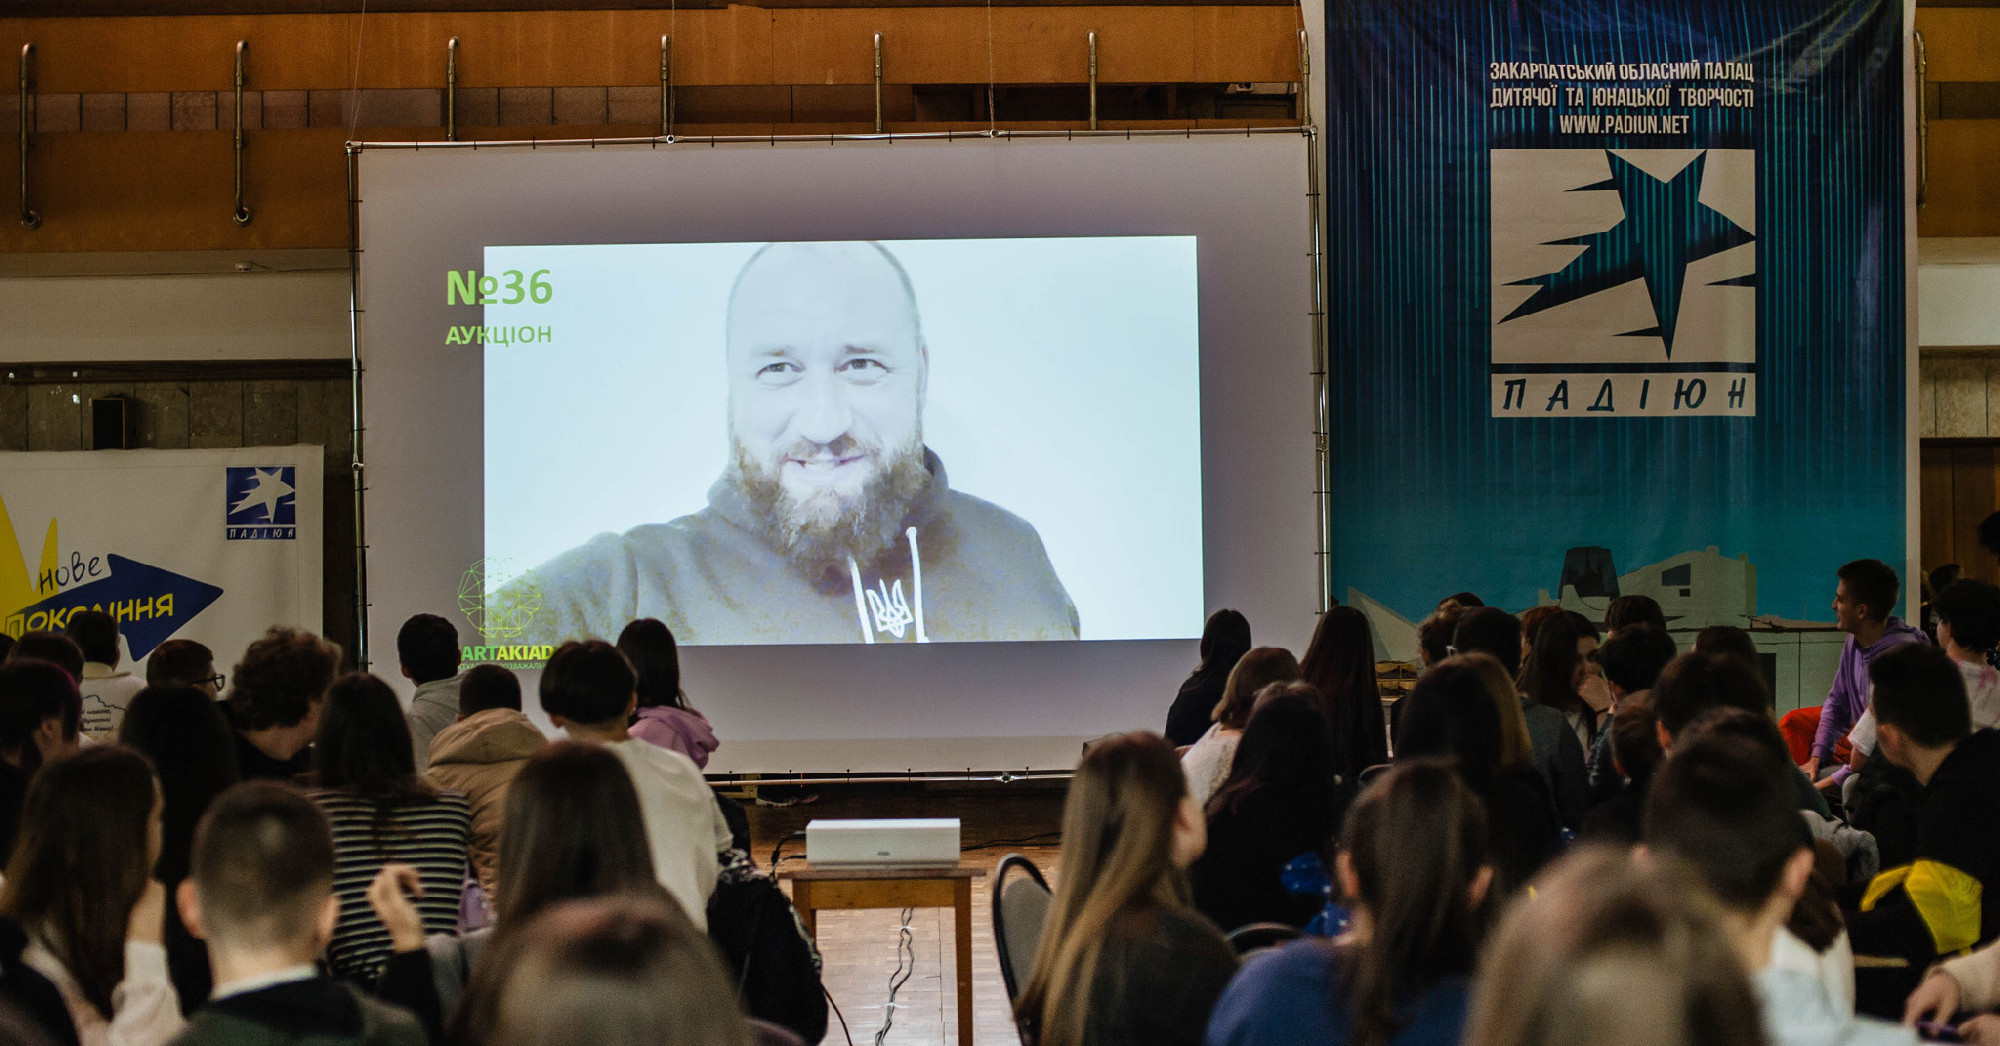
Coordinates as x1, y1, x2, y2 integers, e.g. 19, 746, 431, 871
1340, 759, 1490, 1046
493, 743, 663, 930
1189, 610, 1252, 683
1395, 657, 1508, 791
311, 673, 437, 852
1210, 685, 1341, 825
1299, 607, 1389, 777
118, 686, 240, 884
1519, 612, 1594, 728
616, 619, 691, 713
0, 746, 159, 1017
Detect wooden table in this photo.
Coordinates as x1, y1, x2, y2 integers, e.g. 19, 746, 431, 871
781, 864, 986, 1045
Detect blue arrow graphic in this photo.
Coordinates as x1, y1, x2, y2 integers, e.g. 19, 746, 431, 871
11, 554, 224, 660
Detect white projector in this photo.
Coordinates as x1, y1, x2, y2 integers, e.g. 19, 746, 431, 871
805, 818, 961, 868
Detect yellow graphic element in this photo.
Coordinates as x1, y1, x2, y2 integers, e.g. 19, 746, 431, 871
0, 493, 61, 621
458, 559, 543, 641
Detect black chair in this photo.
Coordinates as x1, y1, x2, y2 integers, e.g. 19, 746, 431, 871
992, 853, 1053, 1007
1225, 921, 1302, 956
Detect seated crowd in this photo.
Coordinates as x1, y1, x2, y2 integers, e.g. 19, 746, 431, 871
0, 555, 1997, 1046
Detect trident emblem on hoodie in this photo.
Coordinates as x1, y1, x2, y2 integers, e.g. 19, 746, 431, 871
864, 580, 916, 639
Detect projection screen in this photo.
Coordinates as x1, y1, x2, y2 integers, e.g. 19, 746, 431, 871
356, 131, 1316, 774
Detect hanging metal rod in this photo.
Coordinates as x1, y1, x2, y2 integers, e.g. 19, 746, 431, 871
1915, 29, 1927, 209
19, 43, 39, 230
873, 32, 884, 134
233, 41, 251, 226
1088, 31, 1098, 130
1298, 28, 1311, 127
660, 34, 673, 137
446, 37, 459, 142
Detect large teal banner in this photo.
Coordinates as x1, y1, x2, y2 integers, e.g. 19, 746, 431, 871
1324, 0, 1907, 710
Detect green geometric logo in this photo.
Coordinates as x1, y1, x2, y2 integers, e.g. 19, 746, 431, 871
457, 558, 542, 641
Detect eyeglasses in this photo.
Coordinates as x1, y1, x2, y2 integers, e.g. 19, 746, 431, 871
207, 673, 226, 691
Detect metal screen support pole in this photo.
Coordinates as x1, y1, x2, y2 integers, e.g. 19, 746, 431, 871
19, 44, 38, 230
1088, 32, 1098, 130
346, 144, 370, 668
1914, 30, 1927, 209
661, 35, 673, 137
446, 37, 459, 142
873, 33, 884, 133
1298, 29, 1311, 126
233, 42, 251, 226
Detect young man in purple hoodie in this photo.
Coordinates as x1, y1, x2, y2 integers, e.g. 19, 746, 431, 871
1803, 559, 1927, 789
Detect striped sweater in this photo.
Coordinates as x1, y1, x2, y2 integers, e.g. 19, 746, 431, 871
307, 789, 472, 983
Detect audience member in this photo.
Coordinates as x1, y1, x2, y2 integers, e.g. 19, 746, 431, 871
616, 619, 719, 769
224, 628, 340, 783
1587, 624, 1678, 798
1516, 605, 1563, 668
1166, 611, 1254, 748
143, 642, 218, 697
1440, 593, 1485, 610
1463, 848, 1767, 1046
64, 612, 143, 742
397, 615, 464, 768
307, 674, 470, 983
1415, 604, 1464, 670
8, 633, 84, 683
1644, 731, 1913, 1046
1604, 594, 1668, 635
1846, 645, 2000, 972
0, 659, 83, 858
1577, 692, 1662, 845
1455, 608, 1589, 827
1299, 607, 1390, 780
0, 746, 183, 1046
538, 641, 733, 931
424, 664, 544, 909
371, 742, 667, 1039
1651, 650, 1827, 820
1848, 578, 2000, 771
1806, 560, 1926, 790
1015, 732, 1235, 1046
451, 895, 759, 1046
173, 781, 424, 1046
1394, 654, 1563, 894
1518, 612, 1608, 758
1205, 759, 1491, 1046
1181, 647, 1299, 809
0, 633, 13, 663
1907, 933, 2000, 1044
1697, 625, 1763, 666
118, 688, 240, 1015
1190, 687, 1344, 932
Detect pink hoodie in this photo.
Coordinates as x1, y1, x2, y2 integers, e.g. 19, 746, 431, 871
629, 705, 720, 769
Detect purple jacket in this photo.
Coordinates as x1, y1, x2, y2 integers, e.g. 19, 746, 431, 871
1813, 616, 1928, 760
629, 705, 720, 769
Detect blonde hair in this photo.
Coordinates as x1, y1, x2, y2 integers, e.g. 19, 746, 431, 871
1015, 733, 1190, 1046
1211, 647, 1300, 729
1464, 848, 1766, 1046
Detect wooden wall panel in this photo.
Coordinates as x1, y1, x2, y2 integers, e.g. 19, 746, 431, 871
1192, 4, 1295, 82
1916, 9, 2000, 82
1919, 121, 2000, 237
1922, 441, 1958, 576
770, 7, 1203, 84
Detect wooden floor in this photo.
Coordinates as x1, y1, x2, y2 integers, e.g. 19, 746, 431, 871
743, 784, 1067, 1046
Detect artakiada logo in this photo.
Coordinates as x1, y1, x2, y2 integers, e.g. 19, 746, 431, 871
225, 466, 297, 540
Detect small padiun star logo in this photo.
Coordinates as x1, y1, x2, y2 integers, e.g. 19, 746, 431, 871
224, 466, 297, 539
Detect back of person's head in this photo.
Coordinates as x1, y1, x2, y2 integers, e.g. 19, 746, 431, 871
61, 611, 119, 668
1211, 646, 1299, 730
458, 664, 524, 717
495, 742, 660, 929
118, 687, 240, 883
1692, 625, 1760, 668
1643, 731, 1812, 913
1193, 609, 1253, 680
1518, 605, 1564, 660
1519, 613, 1591, 717
186, 780, 336, 955
0, 746, 159, 1018
1934, 579, 2000, 656
1604, 595, 1667, 635
615, 619, 687, 712
396, 613, 461, 685
228, 627, 341, 732
1018, 732, 1189, 1046
1417, 604, 1465, 667
144, 639, 215, 691
1395, 655, 1509, 789
1837, 558, 1900, 623
459, 894, 752, 1046
1868, 643, 1972, 750
1442, 592, 1486, 610
1608, 692, 1663, 785
1651, 652, 1771, 741
1340, 759, 1491, 1046
8, 632, 83, 683
1464, 848, 1765, 1046
1300, 607, 1387, 777
1596, 625, 1678, 696
311, 672, 430, 801
541, 641, 637, 728
1211, 687, 1338, 818
1453, 608, 1523, 679
1931, 564, 1963, 600
0, 658, 81, 768
0, 633, 13, 663
1981, 512, 2000, 558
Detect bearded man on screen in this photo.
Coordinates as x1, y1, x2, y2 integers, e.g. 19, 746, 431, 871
511, 241, 1078, 646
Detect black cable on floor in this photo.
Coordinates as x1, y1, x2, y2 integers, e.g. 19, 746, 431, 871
825, 984, 855, 1046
